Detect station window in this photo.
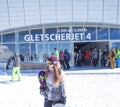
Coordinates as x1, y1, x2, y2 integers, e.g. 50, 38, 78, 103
37, 44, 43, 62
3, 33, 15, 43
110, 28, 120, 40
18, 30, 29, 42
112, 42, 120, 49
0, 34, 1, 43
2, 44, 15, 52
19, 43, 30, 61
84, 27, 96, 40
97, 27, 109, 40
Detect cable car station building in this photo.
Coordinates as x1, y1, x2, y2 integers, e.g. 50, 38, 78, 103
0, 0, 120, 68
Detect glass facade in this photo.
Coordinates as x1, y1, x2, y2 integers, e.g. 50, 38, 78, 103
0, 0, 120, 67
0, 25, 120, 65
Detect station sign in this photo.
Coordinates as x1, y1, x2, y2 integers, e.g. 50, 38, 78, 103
24, 27, 96, 42
2, 27, 120, 42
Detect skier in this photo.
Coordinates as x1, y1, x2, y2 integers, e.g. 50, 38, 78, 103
11, 53, 22, 82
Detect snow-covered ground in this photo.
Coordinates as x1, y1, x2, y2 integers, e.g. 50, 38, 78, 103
0, 69, 120, 107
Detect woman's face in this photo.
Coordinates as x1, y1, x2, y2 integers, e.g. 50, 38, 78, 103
48, 64, 54, 71
47, 61, 54, 71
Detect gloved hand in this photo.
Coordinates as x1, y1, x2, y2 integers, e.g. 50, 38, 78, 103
39, 86, 45, 95
61, 97, 66, 104
53, 97, 66, 105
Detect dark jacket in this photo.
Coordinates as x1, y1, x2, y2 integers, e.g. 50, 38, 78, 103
13, 55, 21, 67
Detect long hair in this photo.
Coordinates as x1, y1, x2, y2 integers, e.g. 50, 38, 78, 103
45, 64, 61, 85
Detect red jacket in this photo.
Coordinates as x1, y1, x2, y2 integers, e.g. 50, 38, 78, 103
84, 51, 90, 59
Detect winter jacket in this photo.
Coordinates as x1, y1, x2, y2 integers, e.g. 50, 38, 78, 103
54, 50, 59, 60
64, 51, 70, 61
13, 55, 21, 67
44, 69, 66, 102
59, 51, 65, 61
84, 51, 90, 59
92, 51, 98, 59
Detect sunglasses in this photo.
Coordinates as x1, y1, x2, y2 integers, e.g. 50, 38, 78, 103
47, 61, 53, 65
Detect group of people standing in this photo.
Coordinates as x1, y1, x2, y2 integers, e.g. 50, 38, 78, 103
53, 48, 71, 70
74, 48, 104, 67
74, 47, 120, 69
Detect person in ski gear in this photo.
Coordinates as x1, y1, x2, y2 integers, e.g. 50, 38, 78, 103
102, 48, 109, 67
64, 49, 70, 69
40, 56, 66, 107
11, 53, 22, 82
59, 50, 66, 69
109, 48, 116, 69
53, 48, 59, 61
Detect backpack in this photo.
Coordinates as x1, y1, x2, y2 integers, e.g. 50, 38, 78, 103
112, 51, 115, 57
38, 71, 46, 95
